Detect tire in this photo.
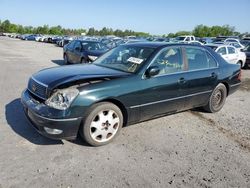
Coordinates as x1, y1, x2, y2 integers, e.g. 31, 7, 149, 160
81, 58, 87, 64
203, 83, 227, 113
64, 54, 69, 64
243, 63, 250, 69
237, 60, 243, 68
80, 102, 123, 146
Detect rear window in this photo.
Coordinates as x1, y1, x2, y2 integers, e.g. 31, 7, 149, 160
185, 47, 217, 70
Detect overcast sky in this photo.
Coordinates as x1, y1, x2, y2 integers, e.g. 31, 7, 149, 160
0, 0, 249, 35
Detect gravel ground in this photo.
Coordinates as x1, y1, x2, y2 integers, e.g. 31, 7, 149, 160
0, 36, 250, 188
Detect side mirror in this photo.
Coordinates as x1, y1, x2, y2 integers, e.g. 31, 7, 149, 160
145, 66, 160, 78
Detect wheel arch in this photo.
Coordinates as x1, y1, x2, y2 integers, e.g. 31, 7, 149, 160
97, 98, 128, 127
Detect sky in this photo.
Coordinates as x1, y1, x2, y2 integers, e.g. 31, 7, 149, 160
0, 0, 249, 35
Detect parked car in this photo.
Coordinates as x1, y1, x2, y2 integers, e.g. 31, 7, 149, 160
57, 36, 74, 47
226, 42, 245, 50
242, 45, 250, 69
63, 40, 109, 64
224, 38, 241, 43
174, 35, 196, 42
24, 34, 37, 41
206, 44, 246, 68
21, 43, 241, 146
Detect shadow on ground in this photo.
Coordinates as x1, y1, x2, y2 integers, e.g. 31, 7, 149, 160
51, 59, 65, 66
5, 98, 63, 145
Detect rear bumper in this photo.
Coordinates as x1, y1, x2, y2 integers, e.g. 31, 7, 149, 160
21, 90, 82, 140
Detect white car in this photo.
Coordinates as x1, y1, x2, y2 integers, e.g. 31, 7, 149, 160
206, 44, 246, 68
225, 42, 245, 50
174, 35, 196, 42
224, 38, 240, 43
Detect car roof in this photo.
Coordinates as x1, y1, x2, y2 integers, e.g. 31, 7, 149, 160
205, 43, 236, 49
77, 39, 100, 43
124, 42, 207, 49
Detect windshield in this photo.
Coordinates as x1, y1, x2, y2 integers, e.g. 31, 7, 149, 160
93, 45, 155, 73
81, 41, 108, 51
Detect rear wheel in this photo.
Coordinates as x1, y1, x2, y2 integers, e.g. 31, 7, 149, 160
80, 102, 123, 146
203, 83, 227, 113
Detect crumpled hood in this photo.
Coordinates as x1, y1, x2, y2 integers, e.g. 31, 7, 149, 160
32, 64, 131, 89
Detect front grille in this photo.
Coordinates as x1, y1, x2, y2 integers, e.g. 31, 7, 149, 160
28, 77, 48, 100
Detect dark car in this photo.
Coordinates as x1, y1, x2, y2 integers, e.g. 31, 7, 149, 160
242, 45, 250, 69
63, 40, 109, 64
23, 34, 37, 41
21, 43, 241, 146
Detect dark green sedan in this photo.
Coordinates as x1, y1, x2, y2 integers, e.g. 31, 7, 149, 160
21, 43, 241, 146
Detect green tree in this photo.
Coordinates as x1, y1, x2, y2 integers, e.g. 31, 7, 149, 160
49, 25, 62, 35
1, 20, 11, 32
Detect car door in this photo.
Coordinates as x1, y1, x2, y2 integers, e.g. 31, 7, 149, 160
71, 41, 82, 63
227, 46, 238, 64
181, 46, 219, 109
66, 40, 75, 63
138, 47, 188, 121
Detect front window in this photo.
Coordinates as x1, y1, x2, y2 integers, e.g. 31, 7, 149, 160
217, 47, 227, 55
93, 45, 155, 73
228, 47, 236, 54
150, 47, 183, 75
81, 41, 108, 51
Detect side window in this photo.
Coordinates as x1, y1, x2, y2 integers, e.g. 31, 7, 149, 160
74, 41, 82, 51
150, 47, 183, 75
186, 37, 190, 41
206, 52, 217, 68
185, 47, 209, 70
217, 47, 226, 55
228, 47, 236, 54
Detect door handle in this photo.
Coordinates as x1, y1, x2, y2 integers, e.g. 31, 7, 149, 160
211, 72, 217, 78
178, 77, 186, 84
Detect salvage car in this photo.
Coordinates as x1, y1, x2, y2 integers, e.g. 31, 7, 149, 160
63, 40, 109, 64
206, 44, 246, 68
21, 43, 241, 146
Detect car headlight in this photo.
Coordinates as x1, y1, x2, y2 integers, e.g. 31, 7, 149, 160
45, 88, 79, 110
88, 55, 98, 61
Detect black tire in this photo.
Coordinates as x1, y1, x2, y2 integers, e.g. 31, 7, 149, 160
243, 63, 250, 69
203, 83, 227, 113
81, 58, 87, 64
237, 60, 243, 68
64, 54, 69, 64
80, 102, 123, 146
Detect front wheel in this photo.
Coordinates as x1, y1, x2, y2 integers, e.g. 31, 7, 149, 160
203, 83, 227, 113
80, 102, 123, 146
237, 60, 243, 68
64, 54, 69, 64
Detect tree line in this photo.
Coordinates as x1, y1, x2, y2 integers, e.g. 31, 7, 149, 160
0, 19, 150, 37
0, 19, 248, 38
165, 24, 247, 38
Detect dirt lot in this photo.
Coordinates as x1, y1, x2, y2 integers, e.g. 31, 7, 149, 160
0, 37, 250, 188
